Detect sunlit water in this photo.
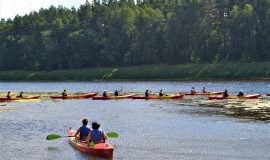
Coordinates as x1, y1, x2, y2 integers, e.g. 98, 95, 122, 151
0, 82, 269, 160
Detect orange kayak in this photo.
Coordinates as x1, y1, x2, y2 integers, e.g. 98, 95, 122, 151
184, 91, 224, 96
132, 94, 184, 100
0, 96, 40, 102
68, 129, 113, 159
92, 95, 134, 100
50, 93, 98, 99
209, 94, 261, 100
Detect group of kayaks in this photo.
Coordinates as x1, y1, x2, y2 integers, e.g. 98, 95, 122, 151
59, 93, 185, 100
0, 91, 266, 102
45, 90, 264, 159
182, 91, 262, 100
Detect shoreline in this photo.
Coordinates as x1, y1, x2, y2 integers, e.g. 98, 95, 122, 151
1, 63, 270, 81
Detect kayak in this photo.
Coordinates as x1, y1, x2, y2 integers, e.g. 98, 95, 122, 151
0, 96, 41, 102
50, 93, 98, 99
92, 95, 134, 100
208, 94, 261, 100
184, 91, 224, 96
132, 94, 184, 100
68, 129, 113, 159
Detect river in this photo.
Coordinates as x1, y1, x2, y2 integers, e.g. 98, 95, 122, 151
0, 82, 269, 160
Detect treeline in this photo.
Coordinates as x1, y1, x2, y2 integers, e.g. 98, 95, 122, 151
0, 0, 270, 71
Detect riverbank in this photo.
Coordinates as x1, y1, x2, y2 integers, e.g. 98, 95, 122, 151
1, 62, 270, 81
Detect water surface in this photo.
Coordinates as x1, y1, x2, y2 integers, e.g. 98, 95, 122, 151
0, 82, 269, 160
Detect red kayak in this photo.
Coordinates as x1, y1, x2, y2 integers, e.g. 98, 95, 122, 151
0, 96, 40, 102
50, 93, 98, 99
92, 95, 134, 100
209, 94, 261, 100
132, 94, 184, 100
68, 129, 113, 159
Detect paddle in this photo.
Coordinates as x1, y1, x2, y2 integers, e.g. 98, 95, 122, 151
46, 134, 72, 140
46, 131, 119, 141
106, 132, 119, 138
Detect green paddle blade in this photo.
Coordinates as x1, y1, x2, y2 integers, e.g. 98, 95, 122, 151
107, 132, 119, 138
46, 134, 61, 140
89, 142, 95, 148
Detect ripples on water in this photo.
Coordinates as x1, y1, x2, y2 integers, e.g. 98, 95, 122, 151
0, 82, 269, 160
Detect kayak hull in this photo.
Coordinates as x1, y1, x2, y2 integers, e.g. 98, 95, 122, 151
92, 95, 134, 100
209, 94, 261, 100
184, 91, 224, 96
68, 129, 113, 159
50, 93, 98, 99
132, 94, 184, 100
0, 96, 40, 102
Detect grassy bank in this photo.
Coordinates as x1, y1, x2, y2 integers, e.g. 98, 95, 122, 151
1, 62, 270, 81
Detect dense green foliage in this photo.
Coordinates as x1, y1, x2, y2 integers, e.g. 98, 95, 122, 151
1, 63, 270, 81
0, 0, 270, 71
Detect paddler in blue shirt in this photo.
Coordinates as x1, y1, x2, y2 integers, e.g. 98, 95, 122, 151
86, 121, 108, 144
74, 118, 91, 141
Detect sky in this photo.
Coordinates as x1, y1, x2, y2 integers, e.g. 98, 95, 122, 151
0, 0, 86, 19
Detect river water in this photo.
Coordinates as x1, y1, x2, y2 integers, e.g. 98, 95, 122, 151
0, 82, 269, 160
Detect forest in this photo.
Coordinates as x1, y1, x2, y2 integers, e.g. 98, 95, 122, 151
0, 0, 270, 71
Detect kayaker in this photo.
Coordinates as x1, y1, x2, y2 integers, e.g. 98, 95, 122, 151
237, 91, 244, 97
17, 91, 23, 98
86, 121, 108, 144
159, 89, 164, 97
145, 89, 151, 97
223, 89, 229, 97
114, 88, 123, 96
191, 87, 196, 94
202, 87, 208, 93
74, 118, 91, 141
62, 90, 67, 97
103, 90, 108, 97
7, 91, 11, 99
114, 90, 119, 96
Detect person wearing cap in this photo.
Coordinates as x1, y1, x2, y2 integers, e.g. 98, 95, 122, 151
74, 118, 91, 141
103, 90, 108, 97
86, 121, 108, 144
